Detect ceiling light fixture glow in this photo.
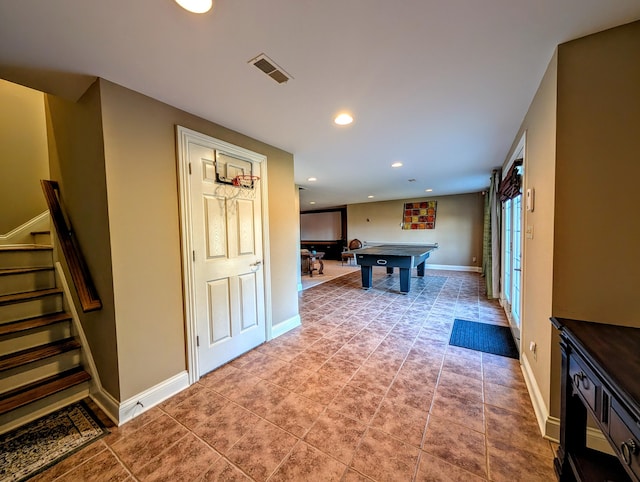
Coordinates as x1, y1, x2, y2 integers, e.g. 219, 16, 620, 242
175, 0, 213, 13
307, 177, 317, 182
425, 188, 433, 192
368, 195, 375, 199
334, 113, 353, 125
309, 201, 316, 205
391, 162, 403, 168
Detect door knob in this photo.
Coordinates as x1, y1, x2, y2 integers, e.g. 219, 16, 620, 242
250, 260, 262, 271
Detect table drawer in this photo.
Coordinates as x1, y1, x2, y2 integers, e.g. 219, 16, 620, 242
356, 254, 412, 268
609, 399, 640, 480
569, 356, 598, 414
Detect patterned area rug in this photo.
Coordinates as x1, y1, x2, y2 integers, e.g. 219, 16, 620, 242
449, 319, 519, 359
0, 401, 108, 482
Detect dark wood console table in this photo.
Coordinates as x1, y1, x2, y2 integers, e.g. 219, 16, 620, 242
551, 317, 640, 481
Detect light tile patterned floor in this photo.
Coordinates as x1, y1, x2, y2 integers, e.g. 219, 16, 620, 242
32, 270, 556, 481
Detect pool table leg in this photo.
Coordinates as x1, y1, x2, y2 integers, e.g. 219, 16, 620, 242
360, 266, 373, 289
417, 261, 425, 277
399, 268, 411, 293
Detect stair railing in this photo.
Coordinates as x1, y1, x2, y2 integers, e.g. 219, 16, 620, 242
41, 180, 102, 312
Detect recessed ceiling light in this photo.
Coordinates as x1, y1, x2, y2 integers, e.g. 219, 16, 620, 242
391, 162, 403, 168
307, 177, 317, 182
175, 0, 213, 13
309, 201, 316, 205
425, 188, 433, 192
368, 195, 375, 199
334, 113, 353, 125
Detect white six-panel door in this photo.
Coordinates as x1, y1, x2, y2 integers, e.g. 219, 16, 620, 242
177, 127, 267, 379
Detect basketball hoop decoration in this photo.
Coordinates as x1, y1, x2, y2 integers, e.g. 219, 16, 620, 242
215, 174, 260, 200
213, 150, 260, 200
232, 175, 259, 188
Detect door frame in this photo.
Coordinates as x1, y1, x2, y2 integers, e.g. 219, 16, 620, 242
500, 132, 526, 349
176, 126, 271, 384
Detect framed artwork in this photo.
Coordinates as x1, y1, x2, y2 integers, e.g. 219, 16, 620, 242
401, 201, 437, 230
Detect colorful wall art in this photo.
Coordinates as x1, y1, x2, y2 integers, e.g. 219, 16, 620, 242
402, 201, 437, 230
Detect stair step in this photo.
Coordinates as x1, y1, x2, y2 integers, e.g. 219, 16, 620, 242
0, 350, 80, 393
0, 287, 62, 307
0, 367, 90, 415
0, 245, 53, 269
0, 338, 81, 372
0, 267, 53, 276
0, 244, 53, 251
30, 231, 52, 245
0, 312, 72, 337
0, 267, 56, 297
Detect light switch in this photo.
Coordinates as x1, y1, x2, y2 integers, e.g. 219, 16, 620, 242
526, 225, 534, 239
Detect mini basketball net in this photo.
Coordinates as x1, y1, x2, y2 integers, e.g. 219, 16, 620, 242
216, 174, 260, 200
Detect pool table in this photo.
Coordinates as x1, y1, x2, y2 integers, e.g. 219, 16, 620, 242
355, 244, 438, 293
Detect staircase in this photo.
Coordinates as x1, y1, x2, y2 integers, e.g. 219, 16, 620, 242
0, 244, 91, 434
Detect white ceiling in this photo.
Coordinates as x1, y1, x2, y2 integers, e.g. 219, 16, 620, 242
1, 1, 639, 210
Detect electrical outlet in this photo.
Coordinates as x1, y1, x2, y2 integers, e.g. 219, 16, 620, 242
529, 341, 537, 361
472, 256, 477, 262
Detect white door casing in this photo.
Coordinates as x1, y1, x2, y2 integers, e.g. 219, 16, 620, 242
176, 126, 270, 382
501, 133, 525, 350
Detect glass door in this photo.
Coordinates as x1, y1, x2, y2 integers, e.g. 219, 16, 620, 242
502, 192, 522, 342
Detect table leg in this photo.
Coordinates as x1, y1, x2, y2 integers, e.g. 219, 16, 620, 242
386, 267, 394, 275
318, 258, 324, 274
360, 266, 373, 289
399, 268, 411, 293
417, 261, 425, 277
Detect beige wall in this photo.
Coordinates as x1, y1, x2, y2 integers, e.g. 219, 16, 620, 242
554, 21, 640, 327
98, 80, 298, 400
509, 20, 640, 428
347, 193, 484, 268
0, 80, 49, 233
506, 53, 558, 417
45, 82, 121, 399
42, 76, 299, 403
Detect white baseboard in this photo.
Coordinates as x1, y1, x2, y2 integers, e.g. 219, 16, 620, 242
118, 371, 189, 425
56, 262, 191, 427
271, 314, 301, 339
427, 264, 482, 273
521, 355, 614, 454
0, 211, 50, 245
521, 353, 553, 440
545, 416, 614, 456
545, 416, 560, 443
91, 387, 120, 425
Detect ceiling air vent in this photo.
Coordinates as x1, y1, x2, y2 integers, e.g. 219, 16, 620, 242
249, 53, 293, 84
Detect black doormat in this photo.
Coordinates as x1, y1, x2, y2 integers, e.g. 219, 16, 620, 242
449, 319, 519, 359
0, 401, 109, 482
